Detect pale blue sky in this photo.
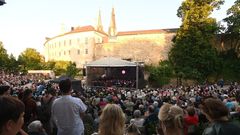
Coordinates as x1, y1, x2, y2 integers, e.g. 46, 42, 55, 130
0, 0, 235, 57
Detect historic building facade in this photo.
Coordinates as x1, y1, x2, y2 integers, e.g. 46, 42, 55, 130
44, 8, 177, 68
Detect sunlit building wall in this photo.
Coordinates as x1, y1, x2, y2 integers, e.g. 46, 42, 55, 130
44, 8, 176, 68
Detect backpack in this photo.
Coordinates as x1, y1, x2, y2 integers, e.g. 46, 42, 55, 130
37, 97, 53, 123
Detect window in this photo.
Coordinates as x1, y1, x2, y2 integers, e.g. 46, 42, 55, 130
77, 38, 80, 44
85, 49, 88, 54
64, 51, 66, 55
68, 50, 71, 55
59, 52, 61, 56
85, 37, 88, 44
69, 40, 71, 45
77, 49, 80, 55
64, 40, 66, 46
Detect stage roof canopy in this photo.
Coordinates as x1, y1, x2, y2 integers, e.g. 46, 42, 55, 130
86, 57, 137, 67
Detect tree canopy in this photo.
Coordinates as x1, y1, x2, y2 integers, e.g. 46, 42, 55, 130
224, 0, 240, 55
18, 48, 44, 70
169, 0, 224, 81
0, 42, 9, 70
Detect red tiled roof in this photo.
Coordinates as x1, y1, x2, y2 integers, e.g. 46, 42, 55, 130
44, 25, 108, 44
117, 28, 177, 36
71, 25, 95, 33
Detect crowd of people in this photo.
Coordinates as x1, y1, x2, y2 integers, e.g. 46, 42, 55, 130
1, 71, 240, 135
92, 79, 136, 88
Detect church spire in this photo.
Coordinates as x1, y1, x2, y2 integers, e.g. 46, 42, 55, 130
108, 7, 117, 36
96, 9, 103, 32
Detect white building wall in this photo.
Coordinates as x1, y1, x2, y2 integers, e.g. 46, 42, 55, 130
44, 31, 106, 68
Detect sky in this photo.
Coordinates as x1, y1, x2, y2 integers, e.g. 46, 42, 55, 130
0, 0, 236, 58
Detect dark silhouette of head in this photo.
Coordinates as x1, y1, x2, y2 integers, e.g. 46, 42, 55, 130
59, 79, 72, 94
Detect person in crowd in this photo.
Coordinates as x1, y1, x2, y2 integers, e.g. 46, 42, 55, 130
51, 79, 87, 135
22, 89, 37, 129
0, 96, 28, 135
130, 110, 144, 128
225, 98, 235, 112
158, 103, 184, 135
143, 105, 159, 135
126, 123, 141, 135
27, 120, 47, 135
93, 104, 125, 135
200, 98, 240, 135
0, 85, 11, 96
37, 88, 56, 135
184, 106, 199, 135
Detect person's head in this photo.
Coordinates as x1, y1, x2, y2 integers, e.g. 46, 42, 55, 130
148, 105, 155, 114
59, 79, 72, 94
99, 104, 125, 135
200, 98, 229, 122
28, 120, 44, 133
133, 110, 141, 118
186, 106, 195, 116
46, 88, 56, 96
0, 96, 25, 135
0, 85, 10, 96
158, 103, 184, 135
23, 89, 33, 100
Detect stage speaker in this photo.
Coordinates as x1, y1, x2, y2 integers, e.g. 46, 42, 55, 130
82, 68, 86, 76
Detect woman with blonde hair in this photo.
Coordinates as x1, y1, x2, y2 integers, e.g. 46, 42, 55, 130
93, 104, 125, 135
158, 103, 184, 135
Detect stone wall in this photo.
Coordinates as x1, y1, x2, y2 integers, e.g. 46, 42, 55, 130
94, 33, 175, 65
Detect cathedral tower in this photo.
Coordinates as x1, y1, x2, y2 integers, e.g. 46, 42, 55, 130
108, 7, 117, 37
96, 9, 103, 32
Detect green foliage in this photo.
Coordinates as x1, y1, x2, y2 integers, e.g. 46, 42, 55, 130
18, 48, 44, 70
218, 49, 240, 81
66, 62, 79, 78
0, 42, 9, 70
42, 61, 56, 70
169, 0, 223, 82
6, 54, 20, 73
146, 61, 173, 87
224, 0, 240, 55
53, 61, 70, 76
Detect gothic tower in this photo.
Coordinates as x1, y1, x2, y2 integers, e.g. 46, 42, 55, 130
108, 7, 117, 37
96, 9, 103, 32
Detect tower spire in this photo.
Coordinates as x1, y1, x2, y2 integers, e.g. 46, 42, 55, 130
108, 7, 117, 36
96, 9, 103, 32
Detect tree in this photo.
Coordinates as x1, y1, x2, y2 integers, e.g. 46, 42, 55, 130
224, 0, 240, 55
6, 54, 20, 73
0, 41, 9, 70
53, 61, 69, 76
66, 62, 79, 78
42, 61, 56, 70
146, 61, 173, 87
169, 0, 224, 81
18, 48, 44, 70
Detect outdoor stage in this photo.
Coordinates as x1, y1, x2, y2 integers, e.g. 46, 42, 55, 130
85, 57, 145, 89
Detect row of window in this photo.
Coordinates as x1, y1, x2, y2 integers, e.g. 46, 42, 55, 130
48, 37, 102, 49
48, 38, 89, 49
48, 49, 88, 57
